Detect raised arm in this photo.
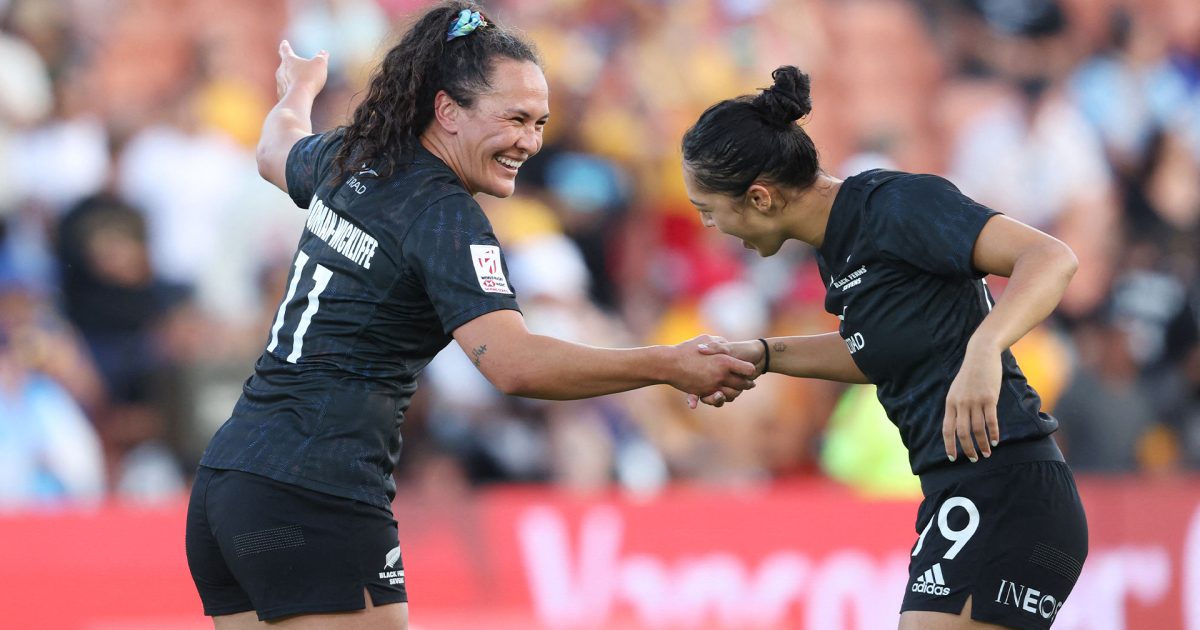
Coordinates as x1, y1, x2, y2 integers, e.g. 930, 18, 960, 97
256, 40, 328, 192
452, 309, 757, 400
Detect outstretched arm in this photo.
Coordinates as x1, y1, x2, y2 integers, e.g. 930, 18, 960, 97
688, 333, 869, 407
257, 40, 328, 192
705, 334, 868, 382
943, 215, 1077, 463
452, 310, 757, 400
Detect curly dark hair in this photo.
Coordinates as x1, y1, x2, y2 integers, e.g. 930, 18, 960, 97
332, 1, 540, 178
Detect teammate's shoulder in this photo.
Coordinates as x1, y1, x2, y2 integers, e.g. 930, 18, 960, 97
394, 188, 490, 245
323, 126, 348, 144
290, 128, 347, 175
378, 150, 476, 207
865, 171, 962, 208
420, 187, 483, 215
863, 170, 955, 192
302, 127, 348, 153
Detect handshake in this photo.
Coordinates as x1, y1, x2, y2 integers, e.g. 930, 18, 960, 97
665, 335, 769, 409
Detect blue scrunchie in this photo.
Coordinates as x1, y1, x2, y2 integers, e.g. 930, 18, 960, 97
447, 9, 486, 41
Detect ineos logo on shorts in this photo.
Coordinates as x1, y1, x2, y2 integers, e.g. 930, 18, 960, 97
911, 563, 950, 596
995, 578, 1063, 621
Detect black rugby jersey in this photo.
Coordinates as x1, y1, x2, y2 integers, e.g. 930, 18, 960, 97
815, 170, 1058, 477
200, 130, 520, 509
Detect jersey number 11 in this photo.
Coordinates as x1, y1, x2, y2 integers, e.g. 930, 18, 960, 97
267, 251, 332, 363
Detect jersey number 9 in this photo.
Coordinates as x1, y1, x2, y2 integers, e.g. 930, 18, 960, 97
911, 496, 981, 561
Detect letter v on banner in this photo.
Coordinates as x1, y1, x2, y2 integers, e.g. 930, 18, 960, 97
518, 506, 622, 626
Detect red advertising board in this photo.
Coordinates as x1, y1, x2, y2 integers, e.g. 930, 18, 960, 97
0, 477, 1196, 629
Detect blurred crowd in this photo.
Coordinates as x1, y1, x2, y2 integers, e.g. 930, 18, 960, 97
0, 0, 1198, 508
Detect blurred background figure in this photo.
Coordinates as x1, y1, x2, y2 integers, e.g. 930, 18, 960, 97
0, 0, 1197, 507
0, 277, 105, 508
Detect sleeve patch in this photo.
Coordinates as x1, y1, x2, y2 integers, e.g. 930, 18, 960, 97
470, 244, 513, 295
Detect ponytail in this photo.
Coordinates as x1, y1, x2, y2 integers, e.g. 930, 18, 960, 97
682, 66, 820, 195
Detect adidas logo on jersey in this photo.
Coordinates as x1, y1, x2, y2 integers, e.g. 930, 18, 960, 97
911, 563, 950, 596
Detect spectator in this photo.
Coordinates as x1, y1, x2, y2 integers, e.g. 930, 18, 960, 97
0, 281, 105, 508
0, 0, 1197, 502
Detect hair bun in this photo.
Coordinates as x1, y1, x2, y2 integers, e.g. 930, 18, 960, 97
752, 66, 812, 125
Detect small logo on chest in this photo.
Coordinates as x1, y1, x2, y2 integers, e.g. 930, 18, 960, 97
830, 265, 868, 292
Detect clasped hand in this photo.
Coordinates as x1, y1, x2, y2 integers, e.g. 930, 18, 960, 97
674, 337, 766, 408
666, 335, 759, 406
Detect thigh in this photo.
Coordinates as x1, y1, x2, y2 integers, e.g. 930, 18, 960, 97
212, 611, 260, 630
202, 469, 408, 622
187, 467, 255, 617
213, 594, 409, 630
902, 462, 1088, 629
899, 597, 1012, 630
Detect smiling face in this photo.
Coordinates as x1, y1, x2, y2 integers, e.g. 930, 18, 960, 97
450, 58, 549, 198
683, 165, 787, 257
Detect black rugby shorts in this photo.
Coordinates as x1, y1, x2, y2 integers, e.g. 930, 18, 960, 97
902, 460, 1087, 629
185, 466, 407, 621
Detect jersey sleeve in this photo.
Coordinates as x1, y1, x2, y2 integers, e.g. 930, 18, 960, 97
870, 174, 999, 279
402, 192, 521, 334
284, 129, 344, 209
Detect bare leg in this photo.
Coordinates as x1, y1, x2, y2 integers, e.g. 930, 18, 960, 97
212, 611, 260, 630
213, 590, 409, 630
898, 596, 1013, 630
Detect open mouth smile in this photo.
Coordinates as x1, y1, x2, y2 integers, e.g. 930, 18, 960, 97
495, 156, 523, 171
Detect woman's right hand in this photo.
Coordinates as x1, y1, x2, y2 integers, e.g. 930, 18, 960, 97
275, 40, 329, 101
686, 339, 766, 408
667, 335, 757, 403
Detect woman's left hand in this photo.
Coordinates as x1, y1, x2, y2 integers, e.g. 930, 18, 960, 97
275, 40, 329, 101
942, 342, 1002, 462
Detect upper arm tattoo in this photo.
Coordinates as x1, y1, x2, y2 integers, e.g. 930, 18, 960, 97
470, 344, 488, 367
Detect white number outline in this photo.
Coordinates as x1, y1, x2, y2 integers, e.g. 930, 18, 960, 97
911, 496, 981, 561
266, 251, 333, 363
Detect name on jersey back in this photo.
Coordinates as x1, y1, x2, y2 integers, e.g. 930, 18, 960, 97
305, 196, 379, 270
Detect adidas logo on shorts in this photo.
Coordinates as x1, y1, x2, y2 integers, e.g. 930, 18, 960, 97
911, 562, 951, 596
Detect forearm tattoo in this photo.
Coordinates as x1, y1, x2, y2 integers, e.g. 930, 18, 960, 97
471, 344, 488, 367
772, 341, 787, 353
